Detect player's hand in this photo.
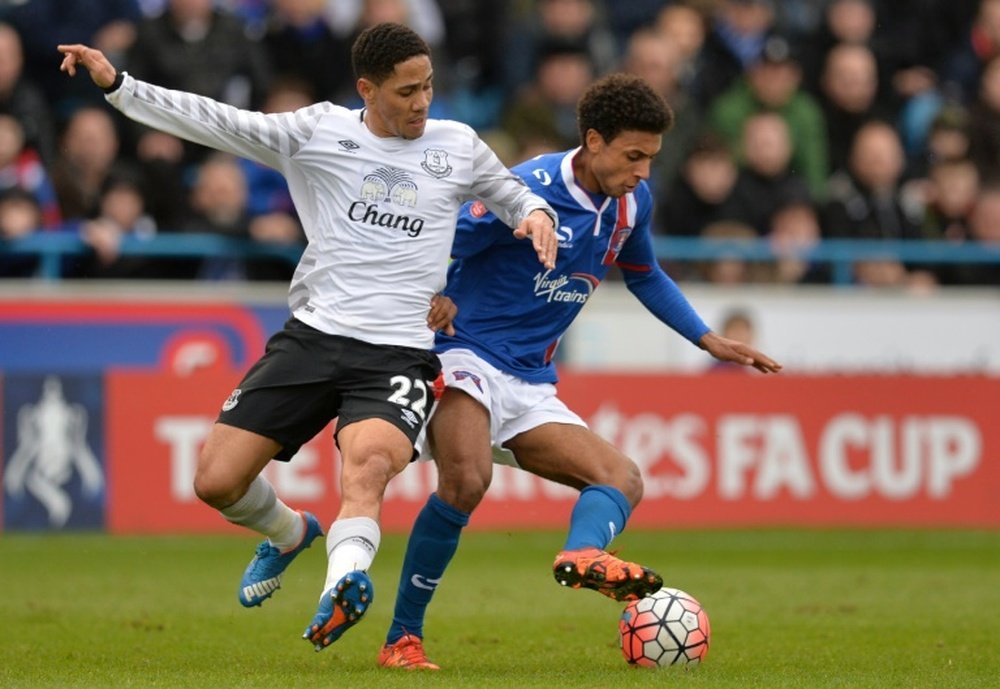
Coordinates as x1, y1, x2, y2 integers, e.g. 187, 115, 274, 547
513, 209, 557, 269
57, 44, 117, 89
699, 332, 782, 374
427, 293, 457, 336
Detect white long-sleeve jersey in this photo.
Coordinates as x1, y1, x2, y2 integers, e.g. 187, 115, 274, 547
106, 73, 556, 349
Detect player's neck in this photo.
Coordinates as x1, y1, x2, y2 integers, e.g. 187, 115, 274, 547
571, 148, 603, 196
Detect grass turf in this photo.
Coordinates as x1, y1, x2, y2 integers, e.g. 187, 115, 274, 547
1, 528, 998, 688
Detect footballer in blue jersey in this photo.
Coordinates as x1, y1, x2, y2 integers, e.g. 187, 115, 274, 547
379, 74, 782, 670
436, 148, 711, 384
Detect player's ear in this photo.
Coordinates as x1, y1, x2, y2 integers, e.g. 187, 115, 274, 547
356, 78, 376, 105
584, 128, 605, 153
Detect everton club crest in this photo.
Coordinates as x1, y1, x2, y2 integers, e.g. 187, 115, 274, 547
421, 148, 453, 178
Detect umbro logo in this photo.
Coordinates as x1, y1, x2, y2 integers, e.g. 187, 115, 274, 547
338, 139, 360, 153
400, 408, 419, 428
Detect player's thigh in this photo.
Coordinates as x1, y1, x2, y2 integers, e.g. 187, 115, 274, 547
506, 422, 637, 494
428, 387, 495, 501
337, 417, 414, 481
195, 422, 282, 504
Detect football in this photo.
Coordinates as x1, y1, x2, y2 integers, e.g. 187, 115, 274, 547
618, 587, 710, 668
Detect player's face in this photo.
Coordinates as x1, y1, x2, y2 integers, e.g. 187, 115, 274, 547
587, 129, 662, 197
359, 55, 434, 140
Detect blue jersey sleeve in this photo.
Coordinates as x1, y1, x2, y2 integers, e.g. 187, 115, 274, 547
452, 200, 510, 259
617, 203, 711, 346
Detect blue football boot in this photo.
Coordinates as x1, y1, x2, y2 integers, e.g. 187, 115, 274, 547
238, 511, 323, 607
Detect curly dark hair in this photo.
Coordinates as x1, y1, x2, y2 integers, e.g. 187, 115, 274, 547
576, 73, 674, 144
351, 22, 431, 84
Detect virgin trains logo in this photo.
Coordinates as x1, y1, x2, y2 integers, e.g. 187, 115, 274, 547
532, 270, 599, 304
349, 166, 426, 237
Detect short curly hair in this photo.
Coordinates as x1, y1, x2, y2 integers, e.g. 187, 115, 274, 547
577, 73, 674, 144
351, 22, 431, 84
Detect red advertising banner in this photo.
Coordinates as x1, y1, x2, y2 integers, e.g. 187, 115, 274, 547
103, 370, 999, 533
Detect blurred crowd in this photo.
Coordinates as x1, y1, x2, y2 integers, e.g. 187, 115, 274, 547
0, 0, 998, 287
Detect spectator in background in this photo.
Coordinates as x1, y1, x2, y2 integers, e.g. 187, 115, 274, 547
50, 106, 129, 222
652, 2, 708, 93
824, 120, 931, 287
707, 33, 829, 201
967, 54, 1000, 181
729, 111, 812, 235
620, 27, 702, 193
766, 199, 830, 284
916, 157, 980, 243
695, 0, 777, 107
919, 105, 972, 174
179, 153, 254, 280
123, 0, 272, 167
0, 23, 57, 168
262, 0, 349, 103
886, 0, 977, 157
818, 43, 892, 174
501, 0, 618, 100
657, 132, 741, 240
181, 153, 302, 281
1, 0, 140, 112
0, 114, 61, 229
950, 182, 1000, 284
940, 0, 1000, 104
698, 219, 762, 284
0, 188, 45, 277
708, 307, 758, 372
72, 174, 158, 279
798, 0, 878, 96
501, 39, 595, 158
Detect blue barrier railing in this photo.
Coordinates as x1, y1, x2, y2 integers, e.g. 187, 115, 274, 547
650, 237, 1000, 285
2, 232, 999, 285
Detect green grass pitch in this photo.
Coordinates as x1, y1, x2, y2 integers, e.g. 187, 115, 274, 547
2, 528, 998, 688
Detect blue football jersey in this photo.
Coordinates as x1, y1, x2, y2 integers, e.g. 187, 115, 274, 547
436, 148, 672, 384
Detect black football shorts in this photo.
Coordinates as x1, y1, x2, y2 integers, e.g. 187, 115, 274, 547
217, 318, 441, 461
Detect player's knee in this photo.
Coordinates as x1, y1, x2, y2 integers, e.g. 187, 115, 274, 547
436, 462, 491, 512
193, 470, 241, 509
193, 451, 242, 508
606, 458, 643, 507
622, 459, 644, 506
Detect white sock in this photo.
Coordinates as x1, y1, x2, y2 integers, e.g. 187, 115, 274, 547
323, 516, 380, 595
220, 476, 304, 551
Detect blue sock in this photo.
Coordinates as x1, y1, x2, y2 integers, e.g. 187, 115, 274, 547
562, 485, 631, 551
386, 492, 469, 644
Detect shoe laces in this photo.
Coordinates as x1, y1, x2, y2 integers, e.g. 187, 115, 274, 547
390, 634, 430, 664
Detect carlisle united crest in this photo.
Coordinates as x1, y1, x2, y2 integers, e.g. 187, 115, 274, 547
421, 148, 453, 178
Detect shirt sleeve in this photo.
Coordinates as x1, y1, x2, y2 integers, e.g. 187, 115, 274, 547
105, 73, 333, 170
617, 206, 711, 346
464, 131, 558, 230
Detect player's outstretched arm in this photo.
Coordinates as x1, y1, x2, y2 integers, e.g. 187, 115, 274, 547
58, 44, 117, 90
699, 332, 783, 374
513, 209, 557, 269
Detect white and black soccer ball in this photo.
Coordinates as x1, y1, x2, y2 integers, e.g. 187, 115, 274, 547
619, 587, 710, 668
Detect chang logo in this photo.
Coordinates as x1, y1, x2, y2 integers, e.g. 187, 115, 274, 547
532, 270, 599, 304
351, 166, 426, 237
